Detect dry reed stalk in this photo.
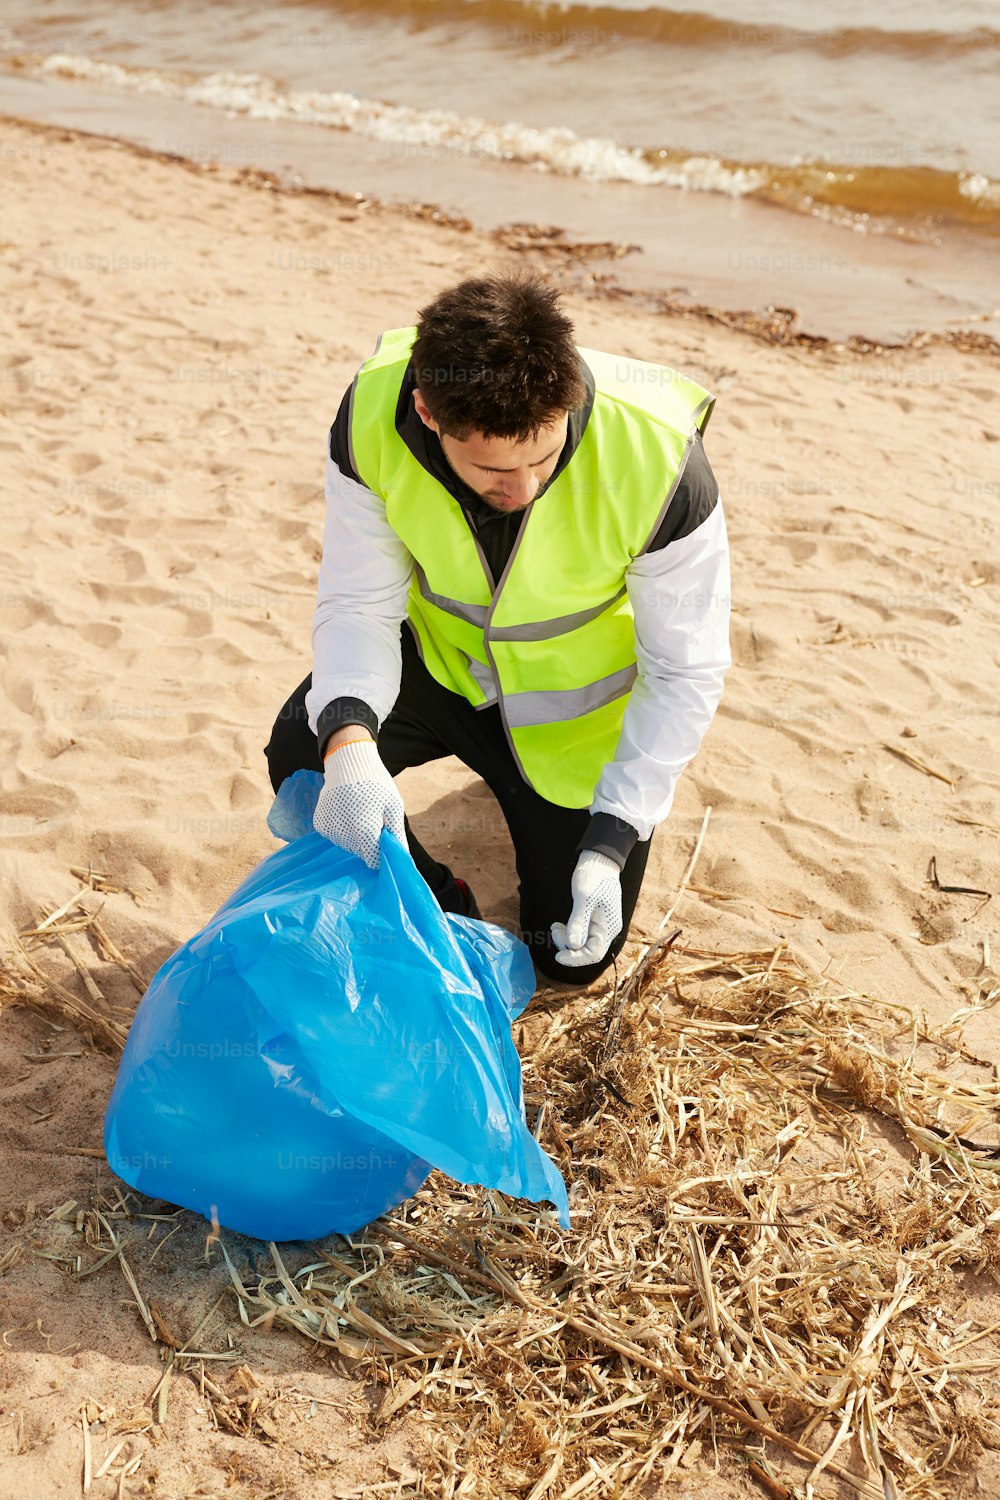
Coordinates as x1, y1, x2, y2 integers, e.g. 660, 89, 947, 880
53, 930, 107, 1006
81, 1407, 92, 1492
5, 937, 127, 1052
88, 915, 147, 994
881, 743, 956, 789
1, 880, 150, 1049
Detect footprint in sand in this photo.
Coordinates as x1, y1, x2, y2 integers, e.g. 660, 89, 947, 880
169, 606, 214, 639
4, 674, 44, 716
76, 621, 123, 649
65, 451, 104, 477
0, 784, 77, 823
274, 518, 312, 543
228, 770, 260, 810
89, 579, 176, 610
240, 617, 284, 639
91, 515, 129, 538
777, 535, 818, 564
728, 617, 780, 667
107, 546, 149, 583
211, 639, 256, 668
283, 482, 322, 506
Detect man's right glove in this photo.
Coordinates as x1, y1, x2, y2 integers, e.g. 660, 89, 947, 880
550, 850, 623, 968
313, 738, 406, 870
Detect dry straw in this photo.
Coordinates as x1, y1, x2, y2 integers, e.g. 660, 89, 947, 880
1, 867, 144, 1053
206, 947, 1000, 1500
7, 866, 1000, 1498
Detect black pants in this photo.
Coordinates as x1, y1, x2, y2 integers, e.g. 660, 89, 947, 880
263, 627, 651, 984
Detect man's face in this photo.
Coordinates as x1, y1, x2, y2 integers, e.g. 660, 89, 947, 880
413, 389, 568, 513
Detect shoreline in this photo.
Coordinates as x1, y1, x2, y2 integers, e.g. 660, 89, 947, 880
4, 72, 1000, 351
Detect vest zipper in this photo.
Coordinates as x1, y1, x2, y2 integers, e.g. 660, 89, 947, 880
477, 502, 536, 788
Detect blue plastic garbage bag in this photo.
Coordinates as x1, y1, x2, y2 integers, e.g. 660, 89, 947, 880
104, 770, 569, 1240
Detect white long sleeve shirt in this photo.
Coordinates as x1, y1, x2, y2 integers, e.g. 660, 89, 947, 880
306, 454, 731, 845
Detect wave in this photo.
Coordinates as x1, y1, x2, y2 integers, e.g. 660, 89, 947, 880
296, 0, 1000, 59
10, 51, 1000, 236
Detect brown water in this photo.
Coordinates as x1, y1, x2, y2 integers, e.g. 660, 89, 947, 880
2, 0, 999, 340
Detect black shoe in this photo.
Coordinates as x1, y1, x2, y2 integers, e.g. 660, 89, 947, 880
453, 878, 482, 921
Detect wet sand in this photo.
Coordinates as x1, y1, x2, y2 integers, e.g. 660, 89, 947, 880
3, 70, 1000, 347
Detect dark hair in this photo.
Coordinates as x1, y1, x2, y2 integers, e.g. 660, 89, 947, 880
410, 269, 586, 442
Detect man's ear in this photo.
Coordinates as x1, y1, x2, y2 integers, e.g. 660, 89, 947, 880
412, 388, 439, 433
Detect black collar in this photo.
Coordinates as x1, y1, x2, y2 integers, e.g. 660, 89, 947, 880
393, 354, 596, 533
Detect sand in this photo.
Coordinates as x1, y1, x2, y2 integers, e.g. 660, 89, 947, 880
1, 113, 999, 1499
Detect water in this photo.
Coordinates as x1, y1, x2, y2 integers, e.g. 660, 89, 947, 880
2, 0, 999, 339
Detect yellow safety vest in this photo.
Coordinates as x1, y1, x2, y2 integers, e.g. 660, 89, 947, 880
349, 326, 714, 807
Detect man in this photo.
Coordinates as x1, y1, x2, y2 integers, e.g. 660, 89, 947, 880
265, 270, 730, 985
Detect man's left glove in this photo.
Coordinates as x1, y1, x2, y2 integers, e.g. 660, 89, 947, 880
551, 850, 623, 968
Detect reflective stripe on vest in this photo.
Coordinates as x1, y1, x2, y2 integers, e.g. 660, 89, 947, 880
504, 663, 638, 728
416, 563, 627, 642
349, 327, 715, 807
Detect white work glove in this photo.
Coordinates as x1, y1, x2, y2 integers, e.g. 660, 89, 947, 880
313, 738, 406, 870
551, 850, 623, 968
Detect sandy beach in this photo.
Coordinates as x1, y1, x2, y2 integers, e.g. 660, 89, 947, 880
2, 112, 1000, 1499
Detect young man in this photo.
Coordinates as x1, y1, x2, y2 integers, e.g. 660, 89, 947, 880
265, 271, 730, 985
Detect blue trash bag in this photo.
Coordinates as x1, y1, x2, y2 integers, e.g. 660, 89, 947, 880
104, 770, 569, 1240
